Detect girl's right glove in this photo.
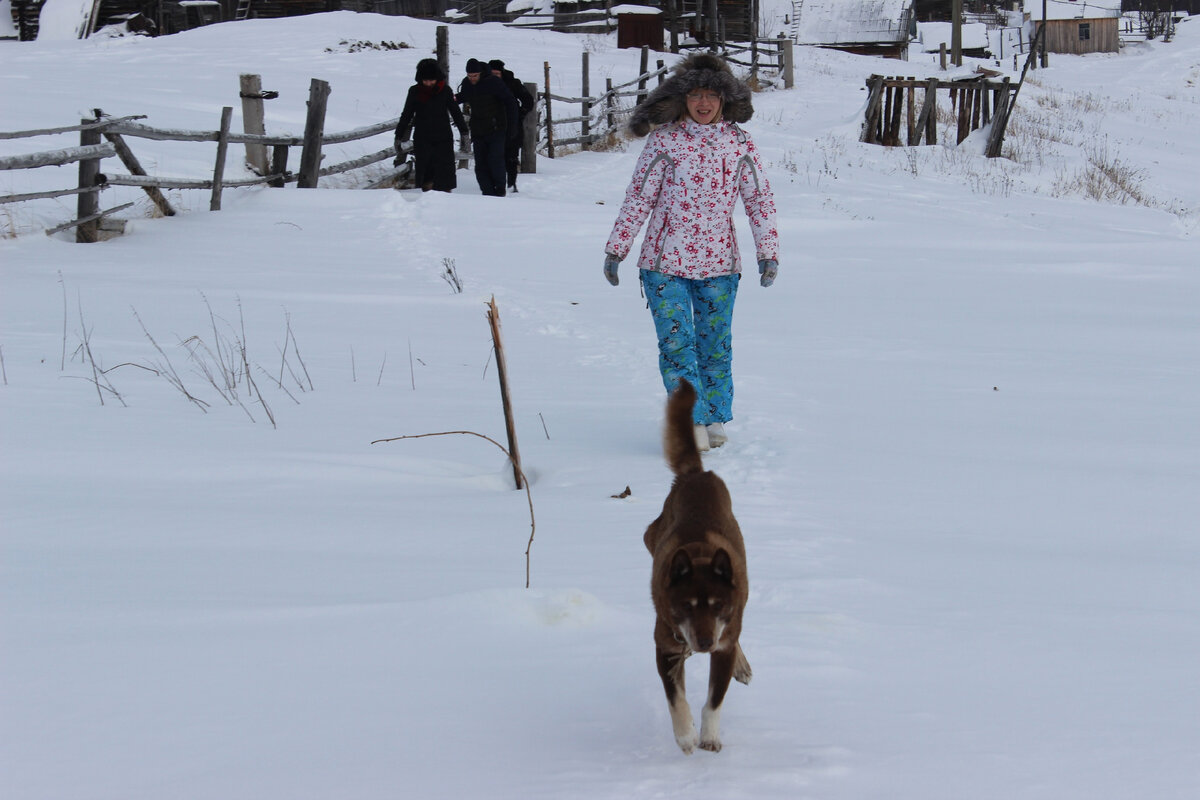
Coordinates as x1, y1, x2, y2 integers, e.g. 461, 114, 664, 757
603, 254, 621, 286
758, 258, 778, 288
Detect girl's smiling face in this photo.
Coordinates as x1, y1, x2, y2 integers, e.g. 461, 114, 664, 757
685, 89, 722, 125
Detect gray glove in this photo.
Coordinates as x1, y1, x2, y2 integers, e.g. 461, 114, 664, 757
758, 258, 778, 288
603, 254, 621, 286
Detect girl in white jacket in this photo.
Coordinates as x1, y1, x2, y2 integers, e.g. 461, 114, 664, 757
604, 54, 779, 450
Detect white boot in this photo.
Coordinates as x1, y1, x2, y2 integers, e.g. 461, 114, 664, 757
707, 422, 727, 447
694, 424, 710, 452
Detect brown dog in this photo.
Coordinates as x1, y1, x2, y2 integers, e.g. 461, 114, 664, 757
644, 379, 751, 754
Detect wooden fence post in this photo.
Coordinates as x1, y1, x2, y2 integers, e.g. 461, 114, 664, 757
782, 39, 794, 89
657, 59, 665, 86
581, 51, 591, 150
486, 296, 523, 491
543, 62, 554, 159
210, 106, 233, 211
239, 73, 270, 175
637, 46, 649, 104
76, 112, 101, 243
297, 78, 330, 189
522, 82, 538, 174
269, 144, 289, 188
436, 25, 449, 80
606, 78, 615, 129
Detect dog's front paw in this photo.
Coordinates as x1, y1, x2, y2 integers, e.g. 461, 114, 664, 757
699, 735, 723, 753
676, 728, 700, 755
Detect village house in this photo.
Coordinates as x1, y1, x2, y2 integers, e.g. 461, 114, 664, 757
791, 0, 915, 58
1028, 0, 1121, 54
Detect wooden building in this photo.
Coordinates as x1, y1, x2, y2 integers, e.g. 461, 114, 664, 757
1028, 0, 1120, 54
791, 0, 915, 58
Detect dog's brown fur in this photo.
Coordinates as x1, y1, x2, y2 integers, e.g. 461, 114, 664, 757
644, 380, 751, 754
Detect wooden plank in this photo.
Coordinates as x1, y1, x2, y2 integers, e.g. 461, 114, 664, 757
0, 143, 115, 170
906, 79, 916, 146
0, 185, 100, 205
47, 201, 134, 237
103, 131, 175, 217
913, 77, 939, 147
861, 75, 885, 144
0, 115, 144, 140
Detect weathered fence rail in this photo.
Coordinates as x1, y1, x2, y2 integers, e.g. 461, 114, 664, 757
3, 29, 783, 240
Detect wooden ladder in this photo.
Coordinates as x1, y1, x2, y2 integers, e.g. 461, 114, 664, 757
789, 0, 804, 41
235, 0, 253, 21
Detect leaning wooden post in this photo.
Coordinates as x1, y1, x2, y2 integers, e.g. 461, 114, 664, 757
985, 77, 1012, 158
76, 112, 101, 243
486, 296, 523, 491
210, 106, 233, 211
913, 77, 938, 147
543, 62, 554, 159
239, 73, 270, 175
297, 78, 330, 189
521, 81, 538, 174
581, 51, 591, 150
103, 130, 175, 217
860, 76, 885, 144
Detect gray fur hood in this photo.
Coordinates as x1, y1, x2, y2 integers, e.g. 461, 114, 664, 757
627, 53, 753, 137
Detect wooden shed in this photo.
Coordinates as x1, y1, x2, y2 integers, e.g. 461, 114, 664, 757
791, 0, 915, 59
1029, 0, 1120, 55
615, 5, 664, 49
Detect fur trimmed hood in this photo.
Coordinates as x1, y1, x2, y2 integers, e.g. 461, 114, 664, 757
627, 53, 753, 137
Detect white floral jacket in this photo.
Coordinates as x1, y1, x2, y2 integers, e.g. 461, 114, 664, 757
605, 119, 778, 279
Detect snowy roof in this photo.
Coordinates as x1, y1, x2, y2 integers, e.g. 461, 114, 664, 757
916, 21, 989, 51
793, 0, 913, 46
1027, 0, 1121, 21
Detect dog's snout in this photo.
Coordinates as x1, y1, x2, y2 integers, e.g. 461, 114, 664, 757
697, 637, 714, 652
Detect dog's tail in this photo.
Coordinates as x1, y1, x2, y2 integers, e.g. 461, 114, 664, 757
664, 379, 704, 477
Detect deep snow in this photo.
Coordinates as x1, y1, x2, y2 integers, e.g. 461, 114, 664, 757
2, 12, 1199, 800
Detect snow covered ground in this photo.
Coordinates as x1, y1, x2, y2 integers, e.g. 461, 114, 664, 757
3, 12, 1199, 800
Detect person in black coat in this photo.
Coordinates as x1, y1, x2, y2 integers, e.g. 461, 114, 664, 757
395, 59, 468, 193
457, 58, 518, 197
488, 59, 536, 192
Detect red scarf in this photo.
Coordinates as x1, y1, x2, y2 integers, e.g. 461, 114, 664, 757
417, 80, 444, 103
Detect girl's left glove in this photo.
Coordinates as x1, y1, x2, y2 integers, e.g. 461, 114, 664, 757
603, 254, 622, 286
758, 258, 778, 288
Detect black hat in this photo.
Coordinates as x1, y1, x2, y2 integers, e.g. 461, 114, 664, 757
465, 58, 484, 74
415, 59, 443, 82
488, 59, 505, 72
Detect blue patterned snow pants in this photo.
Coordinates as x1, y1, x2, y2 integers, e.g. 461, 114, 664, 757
640, 269, 740, 425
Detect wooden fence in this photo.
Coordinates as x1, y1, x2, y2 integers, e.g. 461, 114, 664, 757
0, 80, 416, 242
3, 38, 790, 240
860, 24, 1044, 159
540, 40, 793, 157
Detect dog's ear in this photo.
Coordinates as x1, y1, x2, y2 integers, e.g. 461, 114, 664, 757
711, 549, 734, 586
669, 549, 693, 585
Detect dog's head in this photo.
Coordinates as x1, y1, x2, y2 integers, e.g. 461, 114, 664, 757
664, 547, 738, 653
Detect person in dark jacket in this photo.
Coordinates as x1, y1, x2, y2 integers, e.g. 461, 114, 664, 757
394, 59, 468, 193
488, 59, 535, 192
456, 57, 518, 197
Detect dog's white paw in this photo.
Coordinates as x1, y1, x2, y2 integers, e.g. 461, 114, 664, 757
699, 736, 723, 753
676, 728, 700, 755
699, 704, 723, 753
